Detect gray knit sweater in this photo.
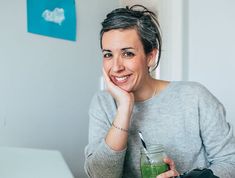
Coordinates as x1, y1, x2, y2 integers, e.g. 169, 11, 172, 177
84, 81, 235, 178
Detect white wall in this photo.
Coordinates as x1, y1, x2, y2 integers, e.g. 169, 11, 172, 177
157, 0, 184, 81
0, 1, 119, 177
187, 0, 235, 128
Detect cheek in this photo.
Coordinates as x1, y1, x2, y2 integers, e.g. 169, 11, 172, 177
140, 59, 150, 72
128, 60, 148, 73
102, 60, 111, 72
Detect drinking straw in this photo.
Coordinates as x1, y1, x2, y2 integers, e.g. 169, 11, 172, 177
138, 131, 152, 163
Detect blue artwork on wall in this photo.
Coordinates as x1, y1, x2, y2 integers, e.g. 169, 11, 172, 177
27, 0, 76, 41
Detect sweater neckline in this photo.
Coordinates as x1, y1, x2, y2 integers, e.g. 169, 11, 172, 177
134, 81, 175, 107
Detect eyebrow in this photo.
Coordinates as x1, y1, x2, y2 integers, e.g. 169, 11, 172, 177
121, 47, 135, 51
102, 49, 111, 53
102, 47, 135, 52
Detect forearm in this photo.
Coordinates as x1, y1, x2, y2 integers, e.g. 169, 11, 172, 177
85, 139, 126, 178
105, 104, 133, 151
85, 98, 132, 177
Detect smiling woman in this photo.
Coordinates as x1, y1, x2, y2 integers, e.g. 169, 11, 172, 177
102, 29, 156, 94
84, 4, 235, 178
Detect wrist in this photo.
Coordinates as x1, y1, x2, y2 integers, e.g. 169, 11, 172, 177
117, 103, 133, 116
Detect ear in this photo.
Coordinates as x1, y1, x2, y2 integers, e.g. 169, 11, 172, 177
147, 48, 158, 67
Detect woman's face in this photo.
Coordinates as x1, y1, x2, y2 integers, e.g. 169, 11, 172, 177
102, 29, 155, 92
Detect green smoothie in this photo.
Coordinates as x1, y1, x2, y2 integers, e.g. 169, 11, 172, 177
141, 163, 168, 178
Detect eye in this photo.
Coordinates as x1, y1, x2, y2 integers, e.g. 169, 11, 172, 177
122, 51, 135, 58
103, 52, 113, 59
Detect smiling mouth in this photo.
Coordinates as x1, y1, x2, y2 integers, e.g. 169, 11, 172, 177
112, 75, 131, 84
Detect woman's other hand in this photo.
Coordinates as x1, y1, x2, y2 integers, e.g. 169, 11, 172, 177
102, 68, 134, 108
156, 157, 179, 178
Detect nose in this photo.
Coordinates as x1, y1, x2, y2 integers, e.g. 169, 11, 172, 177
111, 55, 125, 73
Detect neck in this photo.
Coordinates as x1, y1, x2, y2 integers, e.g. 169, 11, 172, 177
134, 78, 158, 102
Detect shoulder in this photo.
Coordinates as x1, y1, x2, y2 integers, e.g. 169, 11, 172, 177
89, 90, 117, 112
90, 90, 112, 106
171, 81, 205, 90
170, 81, 211, 96
171, 81, 223, 107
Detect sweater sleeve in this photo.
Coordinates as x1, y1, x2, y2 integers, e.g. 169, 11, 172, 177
198, 85, 235, 178
84, 92, 126, 178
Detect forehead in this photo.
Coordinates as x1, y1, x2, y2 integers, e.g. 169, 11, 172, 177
102, 29, 143, 50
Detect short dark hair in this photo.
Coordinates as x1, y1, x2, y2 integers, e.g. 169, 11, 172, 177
100, 5, 162, 70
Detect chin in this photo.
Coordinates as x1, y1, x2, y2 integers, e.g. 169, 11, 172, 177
117, 85, 133, 93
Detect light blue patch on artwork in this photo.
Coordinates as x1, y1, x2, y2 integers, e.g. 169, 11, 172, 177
27, 0, 76, 41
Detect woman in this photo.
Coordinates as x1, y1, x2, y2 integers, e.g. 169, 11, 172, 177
84, 5, 235, 178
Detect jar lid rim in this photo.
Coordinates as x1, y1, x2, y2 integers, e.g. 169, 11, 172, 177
141, 144, 165, 153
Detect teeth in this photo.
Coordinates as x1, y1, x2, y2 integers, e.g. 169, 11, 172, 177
115, 76, 128, 81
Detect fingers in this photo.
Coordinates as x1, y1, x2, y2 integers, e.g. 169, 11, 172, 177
102, 68, 111, 84
156, 169, 179, 178
163, 157, 176, 170
102, 68, 117, 92
102, 68, 126, 100
156, 157, 179, 178
102, 68, 134, 107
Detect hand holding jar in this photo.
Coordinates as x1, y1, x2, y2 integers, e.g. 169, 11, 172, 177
140, 144, 179, 178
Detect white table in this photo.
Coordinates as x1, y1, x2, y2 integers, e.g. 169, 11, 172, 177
0, 147, 74, 178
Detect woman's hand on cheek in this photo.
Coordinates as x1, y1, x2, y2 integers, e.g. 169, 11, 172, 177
156, 157, 179, 178
102, 68, 134, 107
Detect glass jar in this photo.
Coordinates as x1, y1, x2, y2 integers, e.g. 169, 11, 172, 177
140, 144, 169, 178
